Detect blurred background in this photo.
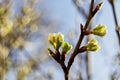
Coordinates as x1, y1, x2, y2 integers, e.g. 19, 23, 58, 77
0, 0, 120, 80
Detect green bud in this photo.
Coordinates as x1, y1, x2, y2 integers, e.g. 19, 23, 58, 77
55, 33, 64, 49
48, 33, 56, 48
86, 39, 100, 52
48, 32, 64, 49
62, 41, 72, 54
92, 24, 107, 37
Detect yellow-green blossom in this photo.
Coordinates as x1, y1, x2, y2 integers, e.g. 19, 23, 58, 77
62, 41, 72, 54
92, 24, 107, 37
86, 39, 100, 52
48, 32, 64, 49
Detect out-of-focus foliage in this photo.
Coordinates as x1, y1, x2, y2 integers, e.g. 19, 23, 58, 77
0, 0, 43, 80
16, 59, 36, 80
0, 1, 12, 80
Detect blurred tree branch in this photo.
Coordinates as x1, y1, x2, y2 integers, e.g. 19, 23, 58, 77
109, 0, 120, 79
72, 0, 88, 19
109, 0, 120, 46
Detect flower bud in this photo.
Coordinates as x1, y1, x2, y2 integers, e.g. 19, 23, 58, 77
62, 41, 72, 54
48, 32, 64, 49
92, 24, 107, 37
86, 39, 100, 52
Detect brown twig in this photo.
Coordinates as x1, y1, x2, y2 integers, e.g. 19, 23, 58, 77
109, 0, 120, 46
72, 0, 92, 79
67, 0, 103, 80
49, 0, 103, 80
67, 0, 95, 71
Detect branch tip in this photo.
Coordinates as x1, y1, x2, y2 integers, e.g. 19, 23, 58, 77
92, 2, 103, 17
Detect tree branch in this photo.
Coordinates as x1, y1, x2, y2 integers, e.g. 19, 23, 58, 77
109, 0, 120, 46
48, 1, 103, 80
67, 0, 95, 71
